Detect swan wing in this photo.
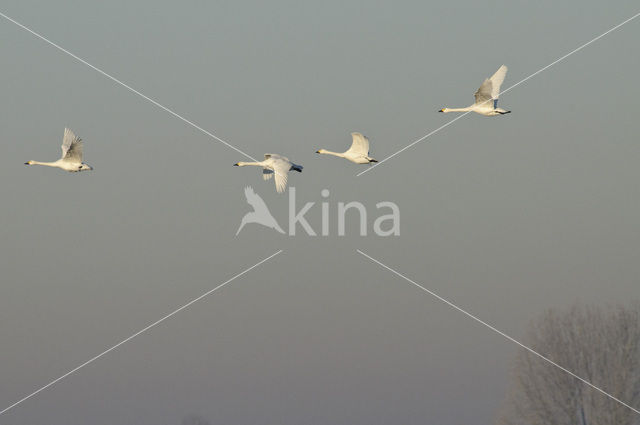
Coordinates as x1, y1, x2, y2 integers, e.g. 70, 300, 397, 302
263, 169, 274, 180
271, 160, 290, 193
265, 153, 289, 162
474, 79, 493, 105
263, 154, 292, 192
488, 65, 508, 98
474, 65, 507, 105
61, 127, 83, 162
347, 132, 370, 155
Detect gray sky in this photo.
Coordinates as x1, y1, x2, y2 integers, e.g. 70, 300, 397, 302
0, 1, 639, 424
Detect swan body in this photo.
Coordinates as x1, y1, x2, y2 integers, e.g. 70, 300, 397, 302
316, 132, 377, 164
236, 186, 285, 235
439, 65, 510, 116
234, 153, 302, 193
25, 128, 93, 172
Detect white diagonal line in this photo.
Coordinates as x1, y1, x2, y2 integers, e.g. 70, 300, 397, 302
358, 11, 640, 177
356, 249, 640, 415
0, 250, 282, 416
0, 11, 258, 162
357, 111, 472, 176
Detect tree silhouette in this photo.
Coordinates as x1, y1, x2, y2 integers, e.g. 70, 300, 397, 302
497, 303, 640, 425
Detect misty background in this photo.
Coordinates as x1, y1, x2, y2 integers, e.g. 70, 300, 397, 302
0, 0, 639, 424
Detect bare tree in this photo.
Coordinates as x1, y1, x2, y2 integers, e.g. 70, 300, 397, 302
497, 303, 640, 425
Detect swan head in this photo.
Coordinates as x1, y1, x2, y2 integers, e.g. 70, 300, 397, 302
439, 108, 447, 113
316, 149, 326, 154
24, 161, 32, 165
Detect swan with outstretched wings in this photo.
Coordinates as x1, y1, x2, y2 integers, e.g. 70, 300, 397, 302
316, 132, 378, 164
234, 154, 303, 193
25, 127, 94, 172
439, 65, 510, 116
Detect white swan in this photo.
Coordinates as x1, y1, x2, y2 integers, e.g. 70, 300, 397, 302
236, 186, 285, 235
316, 132, 378, 164
234, 154, 303, 193
25, 128, 93, 172
439, 65, 510, 116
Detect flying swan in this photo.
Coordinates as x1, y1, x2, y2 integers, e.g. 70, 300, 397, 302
25, 128, 93, 172
234, 154, 303, 193
439, 65, 510, 116
316, 132, 378, 164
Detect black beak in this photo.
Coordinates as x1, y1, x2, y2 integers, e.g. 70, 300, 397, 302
315, 150, 320, 153
233, 163, 239, 166
438, 109, 444, 113
24, 162, 29, 165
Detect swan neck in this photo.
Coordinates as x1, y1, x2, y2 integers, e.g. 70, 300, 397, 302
319, 150, 344, 158
29, 160, 58, 167
236, 161, 263, 167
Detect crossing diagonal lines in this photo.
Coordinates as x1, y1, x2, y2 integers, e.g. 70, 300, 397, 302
0, 250, 283, 416
357, 11, 640, 177
356, 249, 640, 415
0, 11, 258, 161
